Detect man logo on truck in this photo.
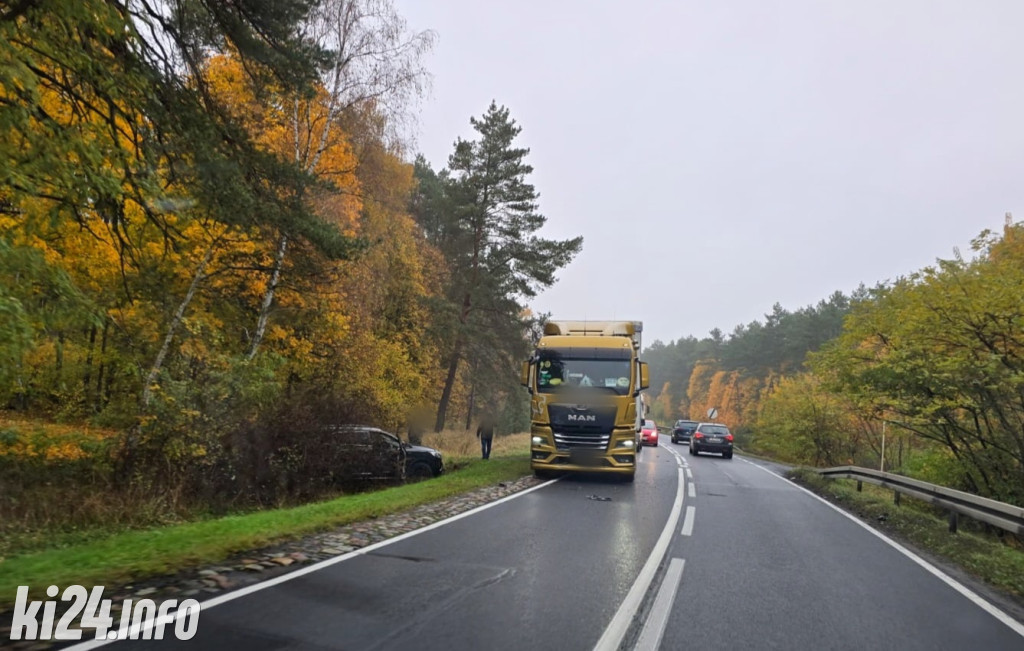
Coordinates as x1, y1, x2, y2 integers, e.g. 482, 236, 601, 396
567, 413, 597, 422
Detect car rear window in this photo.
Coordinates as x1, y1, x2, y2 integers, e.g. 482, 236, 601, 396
701, 426, 730, 435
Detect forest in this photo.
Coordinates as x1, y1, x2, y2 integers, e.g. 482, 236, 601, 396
646, 218, 1024, 506
0, 0, 579, 527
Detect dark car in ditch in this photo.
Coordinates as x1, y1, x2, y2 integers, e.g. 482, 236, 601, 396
329, 425, 444, 482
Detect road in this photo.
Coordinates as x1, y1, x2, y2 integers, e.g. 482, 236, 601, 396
80, 435, 1023, 650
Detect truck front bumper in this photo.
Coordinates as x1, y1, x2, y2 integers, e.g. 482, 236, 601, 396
530, 428, 637, 475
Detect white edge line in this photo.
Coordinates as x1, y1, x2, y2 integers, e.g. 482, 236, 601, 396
743, 460, 1024, 639
593, 447, 686, 651
680, 506, 696, 537
66, 478, 559, 650
634, 558, 685, 651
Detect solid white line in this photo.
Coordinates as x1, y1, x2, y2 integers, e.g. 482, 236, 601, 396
67, 478, 559, 650
593, 448, 687, 651
688, 482, 696, 499
680, 506, 696, 536
743, 460, 1024, 639
634, 558, 686, 651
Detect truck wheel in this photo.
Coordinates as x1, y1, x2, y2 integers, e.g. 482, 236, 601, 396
621, 471, 635, 483
534, 469, 554, 480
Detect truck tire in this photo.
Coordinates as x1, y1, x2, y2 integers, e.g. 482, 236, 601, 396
622, 471, 635, 483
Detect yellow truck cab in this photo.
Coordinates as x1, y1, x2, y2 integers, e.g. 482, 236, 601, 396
521, 320, 650, 482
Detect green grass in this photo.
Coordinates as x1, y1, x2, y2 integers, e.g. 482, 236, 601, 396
787, 467, 1024, 600
0, 454, 530, 607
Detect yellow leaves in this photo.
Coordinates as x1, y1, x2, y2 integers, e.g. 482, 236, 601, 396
204, 53, 364, 238
0, 418, 115, 463
203, 54, 270, 129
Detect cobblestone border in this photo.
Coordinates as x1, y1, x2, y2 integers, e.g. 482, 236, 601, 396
1, 475, 542, 650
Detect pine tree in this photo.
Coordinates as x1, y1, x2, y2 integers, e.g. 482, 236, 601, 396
416, 102, 582, 431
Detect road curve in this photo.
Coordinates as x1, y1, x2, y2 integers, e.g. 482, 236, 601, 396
72, 437, 1024, 650
102, 444, 680, 650
646, 445, 1024, 650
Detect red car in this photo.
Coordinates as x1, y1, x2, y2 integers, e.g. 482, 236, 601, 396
640, 419, 659, 446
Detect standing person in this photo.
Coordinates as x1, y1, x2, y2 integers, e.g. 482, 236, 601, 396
476, 416, 495, 460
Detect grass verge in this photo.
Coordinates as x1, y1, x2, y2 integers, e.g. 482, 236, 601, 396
0, 454, 530, 607
787, 467, 1024, 600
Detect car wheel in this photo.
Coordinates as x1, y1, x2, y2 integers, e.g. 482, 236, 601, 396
723, 452, 733, 459
689, 446, 697, 456
406, 462, 434, 482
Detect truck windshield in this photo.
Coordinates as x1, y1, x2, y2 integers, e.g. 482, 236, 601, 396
536, 349, 632, 395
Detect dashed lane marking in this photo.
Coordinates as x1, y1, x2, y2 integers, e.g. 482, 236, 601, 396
594, 446, 687, 651
681, 506, 696, 537
634, 558, 686, 651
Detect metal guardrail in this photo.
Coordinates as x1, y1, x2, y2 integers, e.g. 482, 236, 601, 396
816, 465, 1024, 535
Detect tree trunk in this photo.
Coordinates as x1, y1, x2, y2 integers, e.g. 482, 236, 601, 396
142, 247, 213, 407
55, 330, 64, 377
245, 93, 332, 361
435, 336, 463, 432
247, 234, 288, 360
464, 381, 475, 430
83, 324, 96, 398
436, 281, 475, 432
94, 319, 108, 413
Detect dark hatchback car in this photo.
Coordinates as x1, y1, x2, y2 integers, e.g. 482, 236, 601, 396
671, 419, 698, 444
330, 425, 444, 481
689, 422, 734, 459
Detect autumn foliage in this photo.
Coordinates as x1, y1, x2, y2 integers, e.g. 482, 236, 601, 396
0, 2, 549, 543
647, 218, 1024, 507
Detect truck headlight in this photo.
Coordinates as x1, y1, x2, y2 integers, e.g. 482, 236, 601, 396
616, 439, 635, 449
532, 436, 544, 445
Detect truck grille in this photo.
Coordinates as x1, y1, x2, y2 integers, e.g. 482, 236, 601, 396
553, 428, 611, 451
547, 404, 617, 451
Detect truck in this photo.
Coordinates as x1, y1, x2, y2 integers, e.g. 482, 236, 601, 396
520, 320, 650, 482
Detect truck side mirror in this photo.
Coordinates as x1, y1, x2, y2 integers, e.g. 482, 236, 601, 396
637, 361, 650, 393
521, 361, 533, 393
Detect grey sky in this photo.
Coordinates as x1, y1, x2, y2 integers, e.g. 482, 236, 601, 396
394, 0, 1024, 347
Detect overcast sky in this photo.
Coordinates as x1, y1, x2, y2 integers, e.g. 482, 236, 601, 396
393, 0, 1024, 348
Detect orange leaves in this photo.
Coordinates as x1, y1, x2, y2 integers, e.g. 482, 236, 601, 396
205, 53, 363, 222
0, 418, 115, 463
